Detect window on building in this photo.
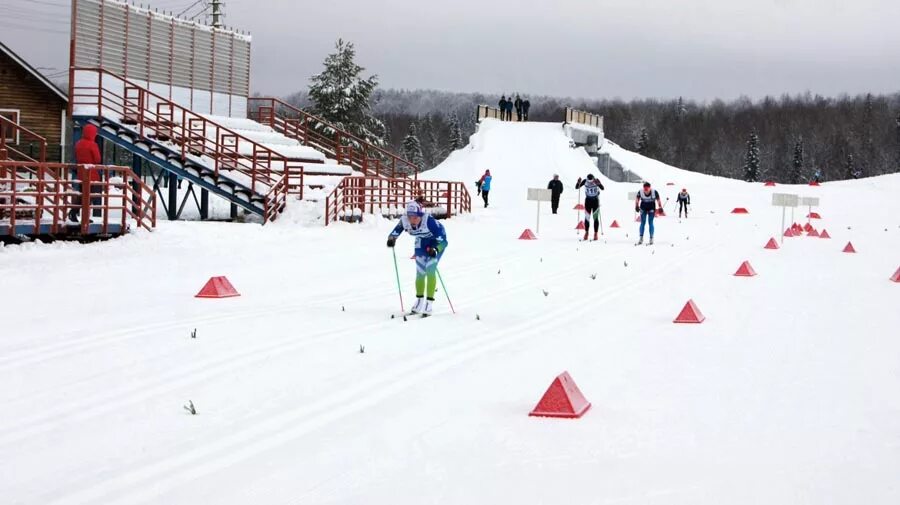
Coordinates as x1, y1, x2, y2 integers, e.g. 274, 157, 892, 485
0, 109, 21, 144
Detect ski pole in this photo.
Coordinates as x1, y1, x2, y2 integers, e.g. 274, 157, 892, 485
391, 247, 405, 313
436, 268, 456, 314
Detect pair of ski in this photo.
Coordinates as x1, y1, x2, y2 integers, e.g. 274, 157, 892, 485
635, 241, 654, 246
391, 311, 431, 321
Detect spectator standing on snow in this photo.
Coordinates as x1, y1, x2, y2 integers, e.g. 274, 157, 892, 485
479, 169, 492, 207
522, 98, 531, 121
634, 181, 663, 245
386, 200, 448, 316
547, 174, 564, 214
505, 96, 514, 121
498, 96, 508, 121
575, 173, 605, 241
676, 188, 691, 218
514, 95, 523, 121
69, 123, 103, 223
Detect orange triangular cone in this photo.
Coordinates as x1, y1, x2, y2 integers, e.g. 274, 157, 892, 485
195, 276, 240, 298
734, 261, 757, 277
519, 229, 537, 240
610, 220, 620, 228
819, 229, 831, 239
842, 242, 856, 253
528, 371, 591, 418
575, 221, 585, 230
573, 203, 585, 210
764, 238, 780, 249
674, 299, 706, 323
890, 267, 900, 283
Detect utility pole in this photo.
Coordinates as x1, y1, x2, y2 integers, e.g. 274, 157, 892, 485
211, 0, 223, 28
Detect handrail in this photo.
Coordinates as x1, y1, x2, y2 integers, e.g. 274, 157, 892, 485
324, 176, 471, 225
0, 115, 48, 162
565, 107, 604, 130
476, 105, 504, 122
0, 161, 156, 236
248, 97, 420, 179
71, 67, 294, 220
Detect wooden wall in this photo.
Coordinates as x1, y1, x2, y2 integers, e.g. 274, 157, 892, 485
0, 51, 67, 162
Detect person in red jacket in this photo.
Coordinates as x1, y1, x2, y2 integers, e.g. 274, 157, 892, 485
69, 124, 102, 222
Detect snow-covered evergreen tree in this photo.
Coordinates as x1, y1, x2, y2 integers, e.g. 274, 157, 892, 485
447, 113, 464, 151
637, 128, 649, 155
790, 139, 804, 184
743, 131, 760, 182
308, 39, 385, 147
402, 123, 425, 169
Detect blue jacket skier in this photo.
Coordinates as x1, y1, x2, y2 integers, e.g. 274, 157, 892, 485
478, 170, 492, 207
387, 200, 448, 315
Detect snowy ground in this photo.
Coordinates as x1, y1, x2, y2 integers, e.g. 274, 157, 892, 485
2, 119, 899, 504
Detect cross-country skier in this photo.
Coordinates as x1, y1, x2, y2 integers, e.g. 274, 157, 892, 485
386, 200, 448, 315
479, 169, 492, 207
575, 173, 605, 241
676, 188, 691, 218
634, 182, 663, 245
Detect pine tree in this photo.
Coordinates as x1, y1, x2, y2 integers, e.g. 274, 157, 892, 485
845, 152, 856, 179
308, 39, 385, 147
402, 123, 425, 169
636, 128, 649, 155
421, 115, 443, 167
790, 139, 804, 184
447, 113, 464, 151
860, 93, 874, 177
895, 112, 900, 171
743, 131, 760, 182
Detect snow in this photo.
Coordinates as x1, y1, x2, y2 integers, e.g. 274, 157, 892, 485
2, 119, 900, 505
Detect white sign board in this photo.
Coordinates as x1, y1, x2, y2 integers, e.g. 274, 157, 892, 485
527, 188, 552, 202
800, 197, 820, 207
772, 193, 799, 207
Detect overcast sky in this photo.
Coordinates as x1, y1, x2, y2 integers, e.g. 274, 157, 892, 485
4, 0, 899, 101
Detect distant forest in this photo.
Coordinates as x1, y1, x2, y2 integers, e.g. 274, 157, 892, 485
281, 88, 900, 182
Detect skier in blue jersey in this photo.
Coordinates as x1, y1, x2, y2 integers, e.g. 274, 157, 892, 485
386, 200, 448, 315
634, 181, 663, 245
575, 173, 605, 241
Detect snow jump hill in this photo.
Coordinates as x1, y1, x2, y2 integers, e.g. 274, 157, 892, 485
2, 117, 899, 505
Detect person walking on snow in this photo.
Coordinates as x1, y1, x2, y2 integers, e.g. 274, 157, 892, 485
69, 123, 103, 223
522, 98, 531, 121
635, 181, 663, 245
498, 96, 508, 121
575, 173, 605, 241
676, 188, 691, 218
504, 96, 514, 121
386, 201, 448, 315
547, 174, 564, 214
514, 94, 523, 121
478, 170, 492, 207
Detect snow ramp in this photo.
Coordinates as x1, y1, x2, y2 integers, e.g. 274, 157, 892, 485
426, 119, 600, 208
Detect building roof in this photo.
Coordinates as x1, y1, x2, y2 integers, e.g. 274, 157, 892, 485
0, 40, 68, 103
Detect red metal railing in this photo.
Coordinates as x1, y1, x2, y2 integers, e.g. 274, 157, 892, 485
248, 97, 420, 179
0, 115, 48, 162
0, 161, 156, 236
324, 176, 470, 225
70, 68, 294, 220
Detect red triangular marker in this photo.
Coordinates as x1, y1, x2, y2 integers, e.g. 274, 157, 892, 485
784, 228, 795, 237
528, 371, 591, 418
764, 238, 780, 249
807, 228, 819, 237
573, 203, 585, 210
809, 181, 820, 186
807, 212, 821, 219
890, 267, 900, 283
575, 221, 585, 230
819, 229, 831, 239
803, 222, 813, 232
734, 261, 757, 277
656, 208, 666, 217
519, 229, 537, 240
842, 242, 856, 253
674, 299, 706, 323
731, 207, 749, 214
195, 276, 240, 298
764, 181, 776, 186
610, 220, 620, 228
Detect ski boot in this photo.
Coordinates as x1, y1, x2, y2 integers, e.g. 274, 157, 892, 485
410, 297, 425, 314
593, 232, 599, 241
423, 298, 434, 316
648, 237, 654, 245
583, 230, 589, 241
637, 236, 644, 245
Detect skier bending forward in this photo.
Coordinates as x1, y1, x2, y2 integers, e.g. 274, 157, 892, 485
575, 174, 605, 241
387, 200, 448, 315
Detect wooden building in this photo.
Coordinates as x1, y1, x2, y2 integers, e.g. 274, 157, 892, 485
0, 41, 68, 162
